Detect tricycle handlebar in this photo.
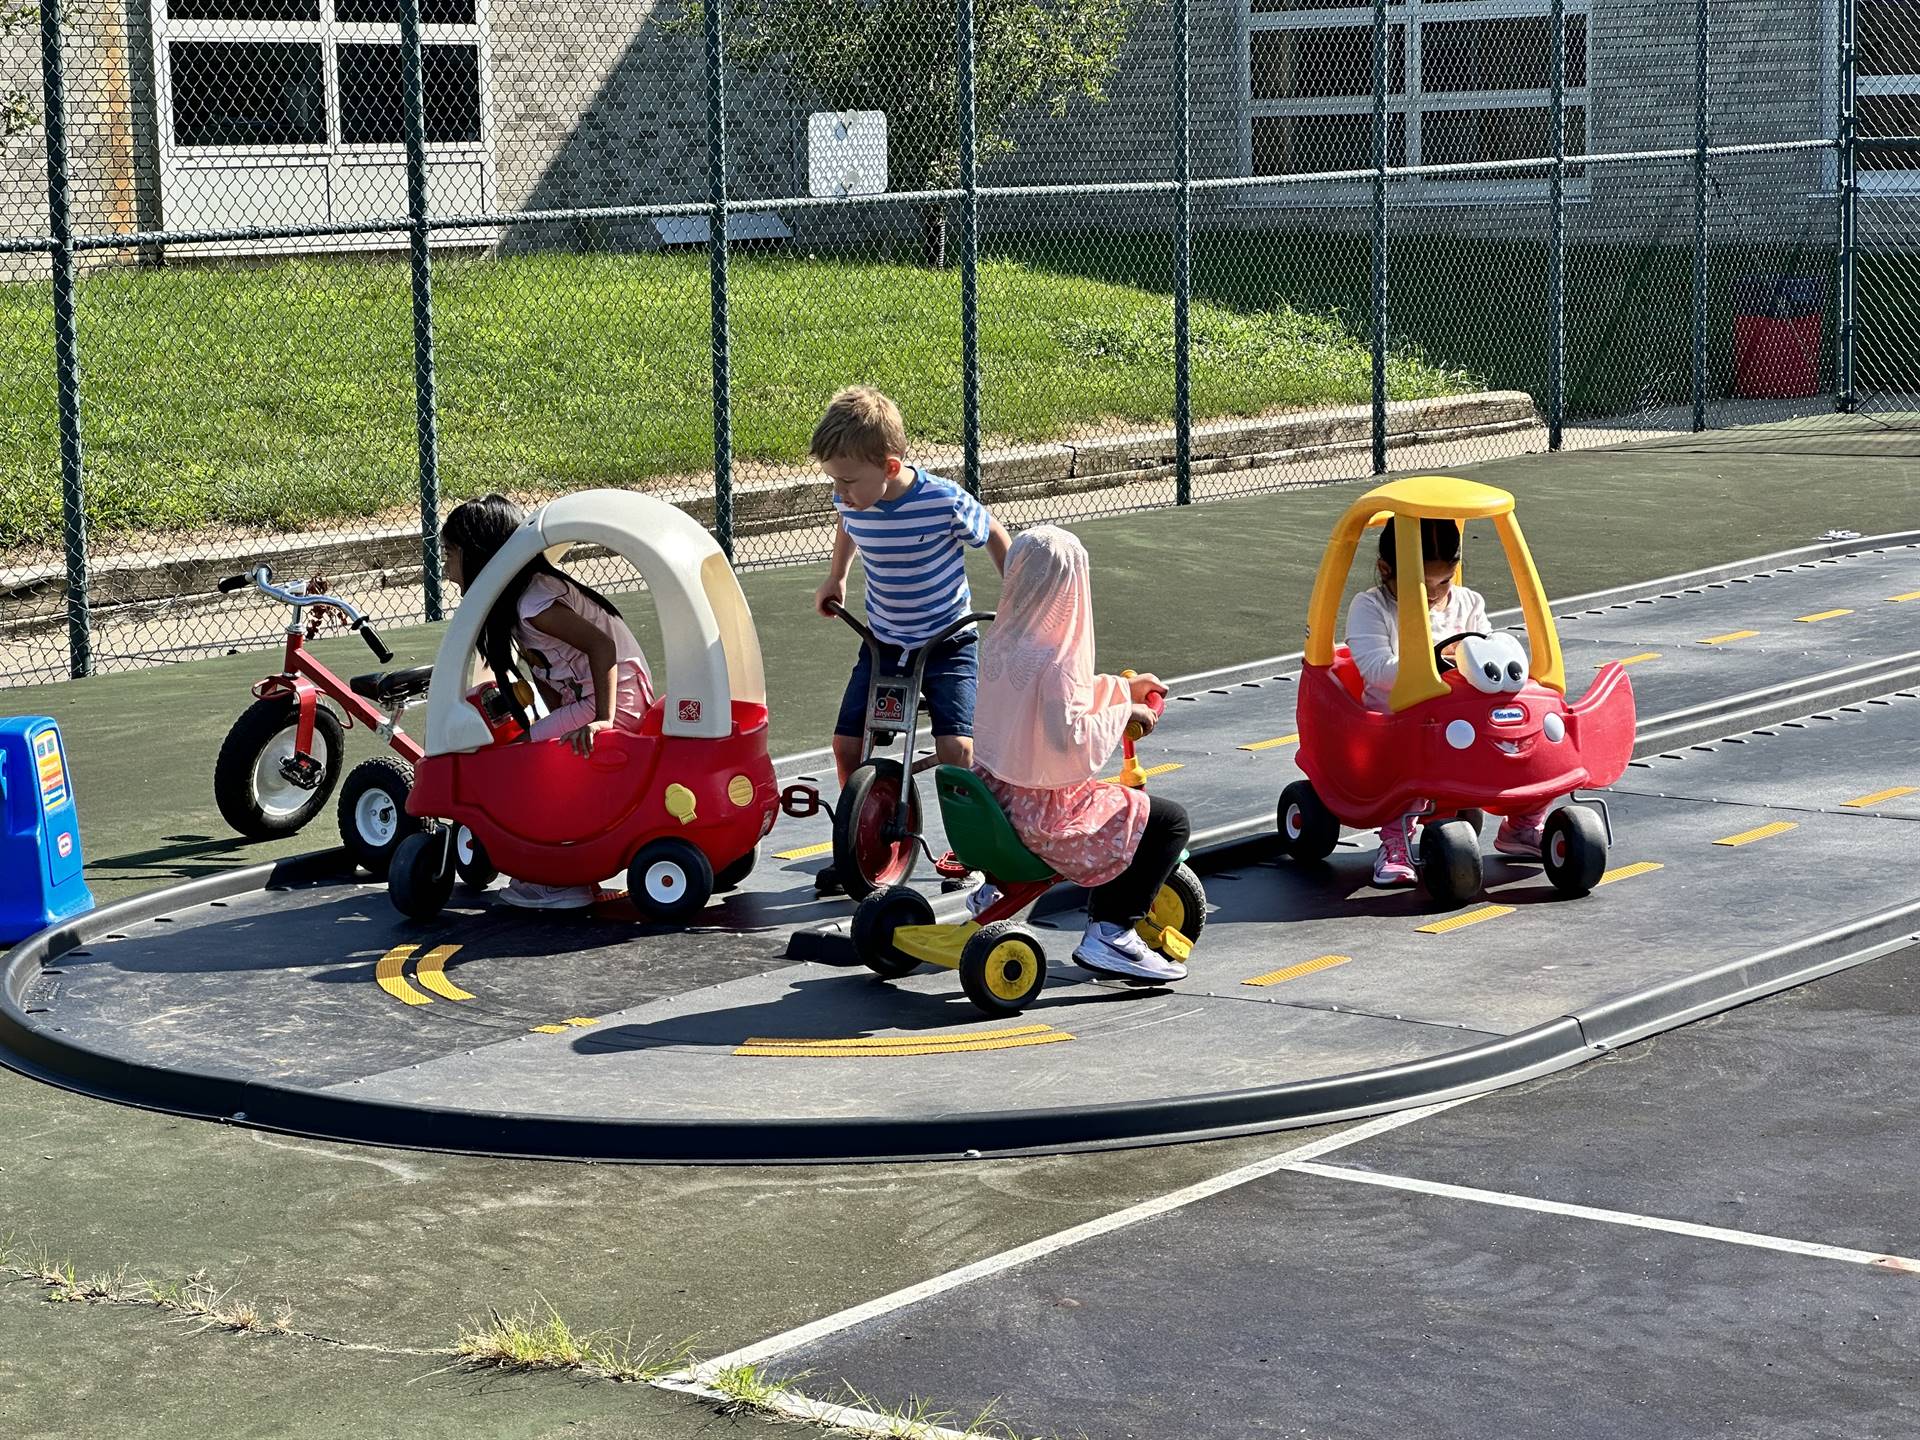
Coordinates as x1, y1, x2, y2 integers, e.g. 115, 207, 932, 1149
825, 600, 995, 657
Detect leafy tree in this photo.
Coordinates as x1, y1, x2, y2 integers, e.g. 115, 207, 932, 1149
674, 0, 1159, 265
2, 3, 38, 141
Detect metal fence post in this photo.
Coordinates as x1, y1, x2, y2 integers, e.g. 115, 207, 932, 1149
1369, 0, 1388, 476
1836, 0, 1858, 413
1547, 0, 1566, 452
40, 0, 89, 678
398, 0, 443, 618
1173, 0, 1193, 505
703, 0, 734, 556
1690, 0, 1709, 434
957, 0, 981, 497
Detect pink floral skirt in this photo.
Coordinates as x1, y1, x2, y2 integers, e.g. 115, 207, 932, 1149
977, 765, 1149, 887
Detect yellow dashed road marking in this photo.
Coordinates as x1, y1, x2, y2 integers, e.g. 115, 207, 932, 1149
737, 1024, 1072, 1058
1104, 761, 1183, 785
1610, 652, 1661, 667
413, 945, 472, 1002
563, 1017, 599, 1028
773, 839, 835, 861
1714, 820, 1797, 847
1416, 905, 1515, 935
373, 946, 433, 1007
531, 1024, 570, 1034
1842, 786, 1918, 809
1244, 954, 1351, 987
1796, 608, 1854, 623
1698, 630, 1759, 646
1888, 590, 1920, 603
1240, 734, 1300, 752
1598, 861, 1663, 886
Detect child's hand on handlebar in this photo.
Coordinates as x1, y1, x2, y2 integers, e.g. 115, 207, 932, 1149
563, 720, 613, 757
814, 577, 845, 617
1127, 702, 1161, 737
1127, 672, 1167, 705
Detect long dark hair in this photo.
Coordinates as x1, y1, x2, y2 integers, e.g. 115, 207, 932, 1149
440, 494, 625, 728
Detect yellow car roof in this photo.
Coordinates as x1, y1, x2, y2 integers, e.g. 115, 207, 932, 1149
1352, 475, 1515, 524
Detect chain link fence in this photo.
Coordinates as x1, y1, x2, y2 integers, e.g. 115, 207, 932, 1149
0, 0, 1909, 686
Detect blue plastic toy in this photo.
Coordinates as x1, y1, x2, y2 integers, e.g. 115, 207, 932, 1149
0, 716, 94, 944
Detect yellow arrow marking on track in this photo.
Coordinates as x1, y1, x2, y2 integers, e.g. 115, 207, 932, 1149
1240, 734, 1300, 752
1796, 608, 1854, 623
1416, 905, 1514, 935
413, 945, 472, 1001
1714, 820, 1797, 847
1842, 786, 1917, 808
374, 946, 434, 1007
1699, 630, 1759, 646
1597, 861, 1663, 885
1243, 954, 1351, 987
774, 840, 835, 861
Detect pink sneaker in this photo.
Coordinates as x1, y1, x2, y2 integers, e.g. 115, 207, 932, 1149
1495, 811, 1548, 858
1372, 815, 1417, 887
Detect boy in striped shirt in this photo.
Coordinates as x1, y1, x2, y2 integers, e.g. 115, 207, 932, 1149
811, 387, 1011, 894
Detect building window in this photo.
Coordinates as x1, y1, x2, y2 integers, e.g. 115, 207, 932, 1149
1245, 0, 1590, 199
151, 0, 495, 248
1858, 0, 1920, 191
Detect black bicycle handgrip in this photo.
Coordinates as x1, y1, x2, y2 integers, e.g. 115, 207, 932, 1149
217, 573, 250, 593
358, 624, 394, 663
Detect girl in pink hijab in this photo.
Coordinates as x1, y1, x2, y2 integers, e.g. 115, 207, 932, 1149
971, 527, 1190, 983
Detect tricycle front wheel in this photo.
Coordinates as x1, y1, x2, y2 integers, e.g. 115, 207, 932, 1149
959, 920, 1047, 1017
832, 760, 923, 899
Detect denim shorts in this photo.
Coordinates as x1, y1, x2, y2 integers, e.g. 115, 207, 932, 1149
834, 632, 979, 740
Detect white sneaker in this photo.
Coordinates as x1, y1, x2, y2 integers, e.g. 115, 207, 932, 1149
966, 882, 1003, 919
498, 879, 597, 911
1073, 921, 1187, 983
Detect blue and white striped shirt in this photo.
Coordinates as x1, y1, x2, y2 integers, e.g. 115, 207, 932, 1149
833, 469, 993, 647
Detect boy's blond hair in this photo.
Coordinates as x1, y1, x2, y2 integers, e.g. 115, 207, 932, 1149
810, 386, 907, 466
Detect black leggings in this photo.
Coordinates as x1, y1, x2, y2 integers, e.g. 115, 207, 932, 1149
1087, 795, 1190, 927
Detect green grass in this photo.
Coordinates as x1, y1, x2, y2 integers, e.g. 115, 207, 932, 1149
0, 250, 1474, 553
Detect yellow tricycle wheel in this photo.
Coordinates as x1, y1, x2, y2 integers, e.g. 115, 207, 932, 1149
959, 921, 1047, 1017
1137, 862, 1207, 957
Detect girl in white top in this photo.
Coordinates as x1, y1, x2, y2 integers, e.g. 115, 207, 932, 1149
441, 494, 655, 909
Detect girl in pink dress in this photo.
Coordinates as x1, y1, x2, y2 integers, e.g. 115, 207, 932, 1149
970, 527, 1190, 984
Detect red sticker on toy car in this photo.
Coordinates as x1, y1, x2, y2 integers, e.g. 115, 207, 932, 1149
679, 699, 702, 723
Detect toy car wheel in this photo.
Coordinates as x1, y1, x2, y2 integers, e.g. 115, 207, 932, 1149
454, 826, 498, 892
851, 886, 936, 979
627, 838, 715, 923
1419, 818, 1483, 907
1457, 808, 1487, 838
215, 697, 346, 839
714, 845, 759, 893
1542, 805, 1608, 896
959, 920, 1047, 1017
1140, 862, 1207, 952
1277, 780, 1340, 861
336, 756, 423, 878
832, 760, 923, 900
389, 830, 454, 921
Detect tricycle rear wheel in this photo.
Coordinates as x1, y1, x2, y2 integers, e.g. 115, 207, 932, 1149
852, 886, 936, 978
1542, 805, 1608, 896
337, 755, 422, 877
832, 760, 923, 900
627, 838, 715, 923
959, 920, 1047, 1017
1419, 818, 1483, 907
216, 697, 345, 839
389, 830, 454, 920
1278, 780, 1340, 862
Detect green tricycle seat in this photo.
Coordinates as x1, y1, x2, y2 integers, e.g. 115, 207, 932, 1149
934, 766, 1055, 884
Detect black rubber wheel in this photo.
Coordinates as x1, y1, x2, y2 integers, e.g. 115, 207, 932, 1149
388, 830, 454, 921
851, 886, 936, 978
1141, 862, 1208, 951
832, 760, 923, 900
1457, 808, 1488, 838
454, 826, 498, 892
336, 756, 422, 877
626, 837, 715, 922
1419, 818, 1484, 907
215, 696, 345, 839
1277, 780, 1339, 861
714, 845, 759, 893
959, 920, 1048, 1017
1542, 804, 1609, 896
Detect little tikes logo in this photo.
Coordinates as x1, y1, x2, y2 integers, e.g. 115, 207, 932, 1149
1490, 705, 1526, 725
678, 699, 702, 723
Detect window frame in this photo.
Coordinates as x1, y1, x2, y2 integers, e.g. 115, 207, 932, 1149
1239, 0, 1594, 206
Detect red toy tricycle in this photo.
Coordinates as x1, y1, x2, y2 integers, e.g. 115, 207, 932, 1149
1277, 476, 1636, 906
387, 491, 781, 923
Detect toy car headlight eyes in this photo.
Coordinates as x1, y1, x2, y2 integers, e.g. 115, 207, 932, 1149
1458, 633, 1528, 694
1505, 660, 1525, 685
1481, 661, 1503, 685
